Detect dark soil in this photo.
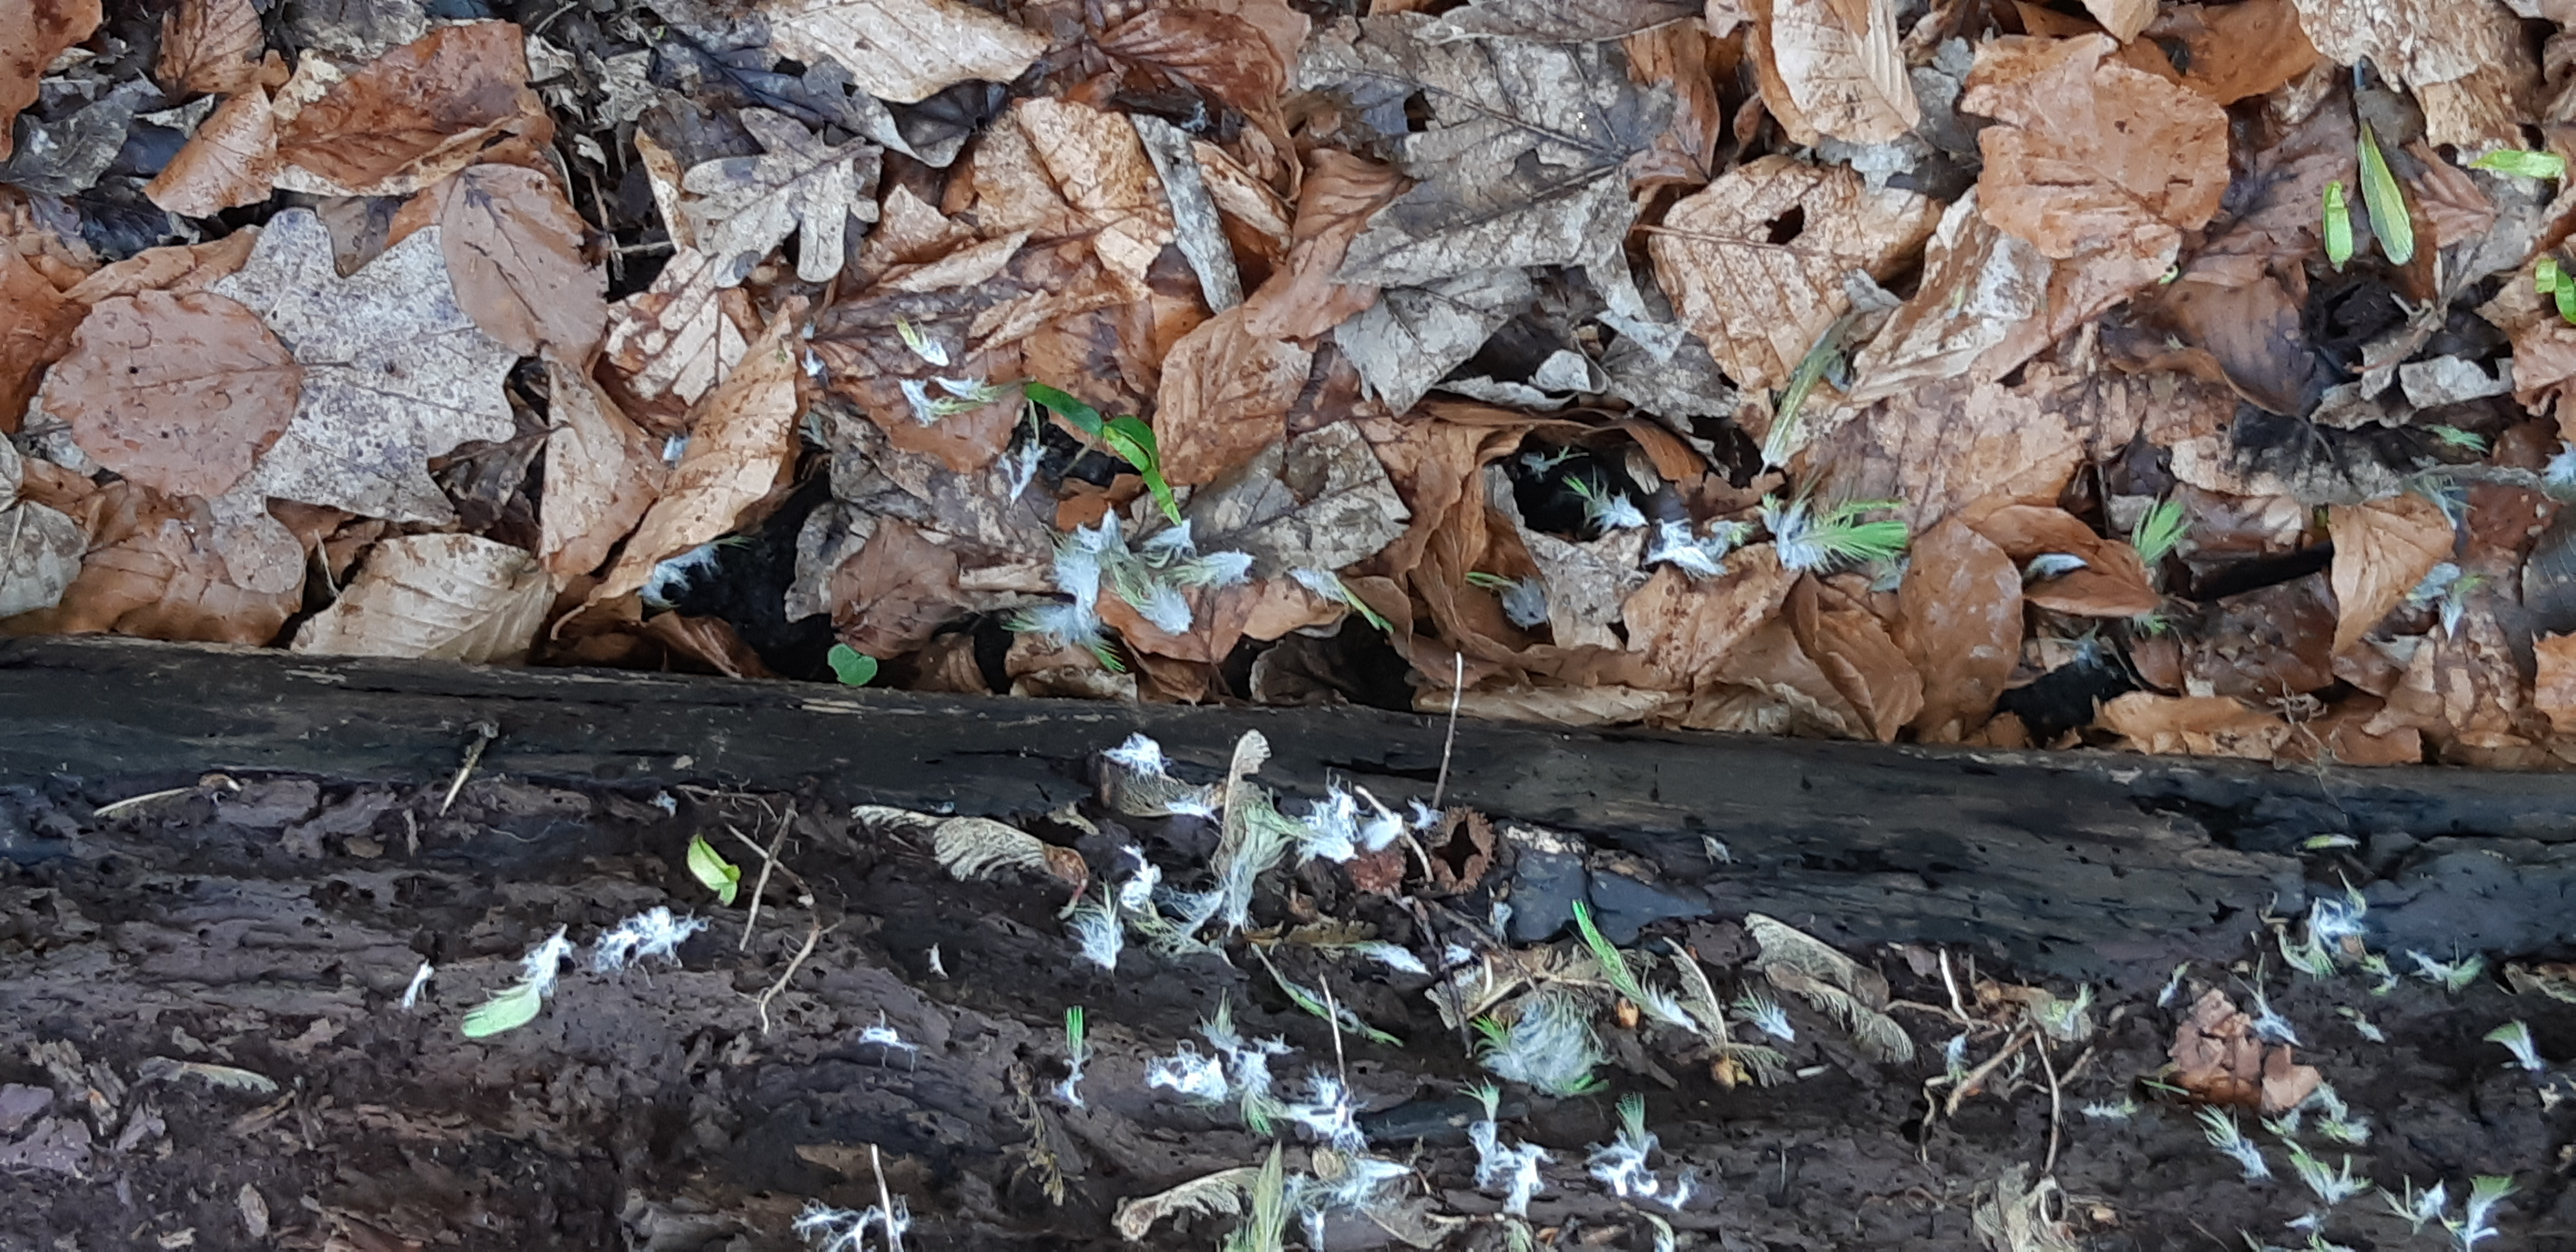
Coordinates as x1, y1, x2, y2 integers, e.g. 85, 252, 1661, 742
2, 766, 2573, 1252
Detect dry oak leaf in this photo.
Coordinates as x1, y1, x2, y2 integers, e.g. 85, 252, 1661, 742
1157, 306, 1315, 486
141, 88, 279, 218
538, 361, 660, 581
2289, 0, 2536, 150
1650, 154, 1939, 390
39, 290, 300, 498
209, 207, 518, 523
594, 301, 805, 604
757, 0, 1048, 105
2536, 632, 2576, 737
0, 437, 84, 618
1, 482, 302, 644
2099, 692, 2294, 760
683, 107, 880, 287
274, 22, 550, 197
2327, 494, 2456, 653
1297, 13, 1670, 287
427, 164, 606, 364
1, 0, 101, 162
157, 0, 266, 96
1420, 0, 1699, 42
1749, 0, 1918, 146
1896, 515, 2021, 741
1961, 35, 2229, 267
292, 533, 552, 662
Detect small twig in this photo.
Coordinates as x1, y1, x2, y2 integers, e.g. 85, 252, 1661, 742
1430, 651, 1465, 811
438, 722, 499, 815
869, 1142, 903, 1252
1944, 1027, 2033, 1117
2035, 1038, 2064, 1177
736, 807, 795, 950
755, 918, 834, 1035
1940, 949, 1970, 1021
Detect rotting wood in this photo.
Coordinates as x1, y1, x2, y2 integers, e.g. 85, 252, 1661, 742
4, 635, 2573, 982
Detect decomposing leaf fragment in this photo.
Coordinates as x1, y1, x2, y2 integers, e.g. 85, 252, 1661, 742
291, 534, 554, 662
758, 0, 1049, 105
210, 208, 517, 523
1422, 0, 1698, 42
2098, 693, 2294, 758
2167, 987, 2318, 1112
41, 290, 300, 498
1, 0, 102, 162
2289, 0, 2537, 149
430, 163, 607, 363
0, 438, 84, 619
2327, 494, 2455, 653
274, 22, 551, 196
682, 107, 880, 286
157, 0, 264, 96
141, 88, 279, 217
1749, 0, 1918, 145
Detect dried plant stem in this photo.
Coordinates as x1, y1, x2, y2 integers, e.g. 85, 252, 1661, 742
755, 917, 834, 1034
731, 807, 795, 950
438, 722, 499, 815
1944, 1028, 2033, 1117
2037, 1038, 2063, 1177
1431, 652, 1464, 810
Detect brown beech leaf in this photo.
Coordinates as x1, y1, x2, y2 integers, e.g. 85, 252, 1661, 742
62, 231, 259, 305
39, 291, 300, 498
1749, 0, 1917, 146
2364, 601, 2538, 762
601, 245, 752, 407
2290, 0, 2536, 149
1099, 7, 1290, 118
2327, 494, 2455, 653
1156, 306, 1315, 486
680, 108, 879, 286
0, 246, 79, 432
141, 89, 278, 217
291, 533, 552, 662
158, 0, 264, 95
274, 22, 550, 196
1008, 99, 1174, 299
2, 482, 302, 644
2484, 257, 2576, 437
2144, 0, 2320, 107
1422, 0, 1698, 42
828, 517, 968, 658
1843, 194, 2051, 406
2078, 0, 2154, 40
2099, 692, 2294, 758
2536, 632, 2576, 738
1239, 150, 1408, 343
1650, 155, 1938, 390
2, 0, 101, 161
2180, 573, 2338, 702
1621, 546, 1800, 690
759, 0, 1048, 105
1786, 575, 1921, 741
430, 164, 606, 363
1962, 35, 2229, 268
1896, 515, 2020, 741
209, 207, 517, 523
594, 301, 804, 603
538, 361, 659, 580
1963, 503, 2159, 618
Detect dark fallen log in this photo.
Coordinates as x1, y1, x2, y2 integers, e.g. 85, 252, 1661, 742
5, 635, 2572, 983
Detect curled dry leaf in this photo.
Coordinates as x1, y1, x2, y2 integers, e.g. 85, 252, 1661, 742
1621, 546, 1800, 690
430, 164, 607, 364
40, 290, 300, 498
1962, 35, 2228, 272
2327, 494, 2456, 653
1007, 99, 1174, 300
1156, 306, 1315, 486
1896, 515, 2020, 741
1298, 13, 1668, 287
142, 89, 278, 217
63, 230, 260, 305
681, 108, 879, 286
1963, 503, 2158, 618
2364, 603, 2539, 761
1100, 7, 1292, 121
291, 534, 553, 662
2166, 987, 2318, 1112
1, 0, 101, 161
594, 301, 804, 603
1843, 193, 2050, 406
2, 482, 303, 645
209, 208, 518, 523
538, 361, 659, 580
2097, 692, 2294, 759
274, 22, 550, 197
1651, 155, 1938, 390
1334, 267, 1533, 415
1238, 150, 1407, 342
1786, 575, 1921, 741
2289, 0, 2536, 150
0, 247, 79, 433
758, 0, 1048, 105
1749, 0, 1918, 146
157, 0, 265, 96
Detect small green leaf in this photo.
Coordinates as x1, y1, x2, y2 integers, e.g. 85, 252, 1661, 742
2322, 180, 2353, 269
2469, 148, 2565, 181
1464, 571, 1514, 590
2553, 266, 2576, 326
1102, 415, 1183, 524
826, 643, 878, 686
2357, 122, 2414, 266
461, 981, 545, 1038
1024, 382, 1105, 438
687, 834, 742, 906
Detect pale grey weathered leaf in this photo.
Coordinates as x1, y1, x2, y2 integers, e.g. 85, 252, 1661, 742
1296, 14, 1669, 287
1186, 424, 1410, 575
1133, 114, 1243, 312
0, 438, 86, 619
1422, 0, 1697, 43
681, 107, 880, 286
1333, 267, 1535, 414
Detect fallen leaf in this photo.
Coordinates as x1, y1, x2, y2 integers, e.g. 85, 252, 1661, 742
274, 22, 551, 196
1650, 154, 1939, 390
2167, 988, 2317, 1112
1008, 99, 1175, 300
1963, 503, 2159, 618
61, 231, 259, 305
39, 290, 300, 498
1786, 574, 1921, 740
595, 301, 804, 603
2327, 494, 2455, 653
1334, 268, 1533, 415
0, 437, 84, 618
429, 164, 607, 364
538, 361, 659, 580
682, 108, 879, 286
1298, 13, 1669, 287
1099, 6, 1291, 120
210, 207, 518, 523
2539, 632, 2576, 737
1749, 0, 1917, 146
601, 245, 753, 407
157, 0, 266, 95
1962, 35, 2229, 271
2364, 601, 2540, 761
291, 534, 553, 662
1621, 547, 1800, 689
2178, 574, 2339, 702
826, 517, 968, 658
2077, 0, 2154, 40
0, 246, 79, 432
1134, 116, 1243, 312
2099, 692, 2294, 759
2144, 0, 2319, 107
1897, 515, 2020, 741
1421, 0, 1698, 42
1621, 18, 1727, 189
1843, 193, 2051, 405
2, 482, 302, 644
141, 89, 280, 217
1, 0, 101, 162
759, 0, 1049, 105
2290, 0, 2537, 149
1157, 306, 1315, 486
1185, 422, 1412, 576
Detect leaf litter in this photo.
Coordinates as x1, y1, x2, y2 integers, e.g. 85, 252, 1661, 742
1, 0, 2573, 750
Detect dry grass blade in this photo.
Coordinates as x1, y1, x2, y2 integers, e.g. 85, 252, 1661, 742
932, 817, 1050, 881
1111, 1165, 1261, 1241
136, 1056, 280, 1094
